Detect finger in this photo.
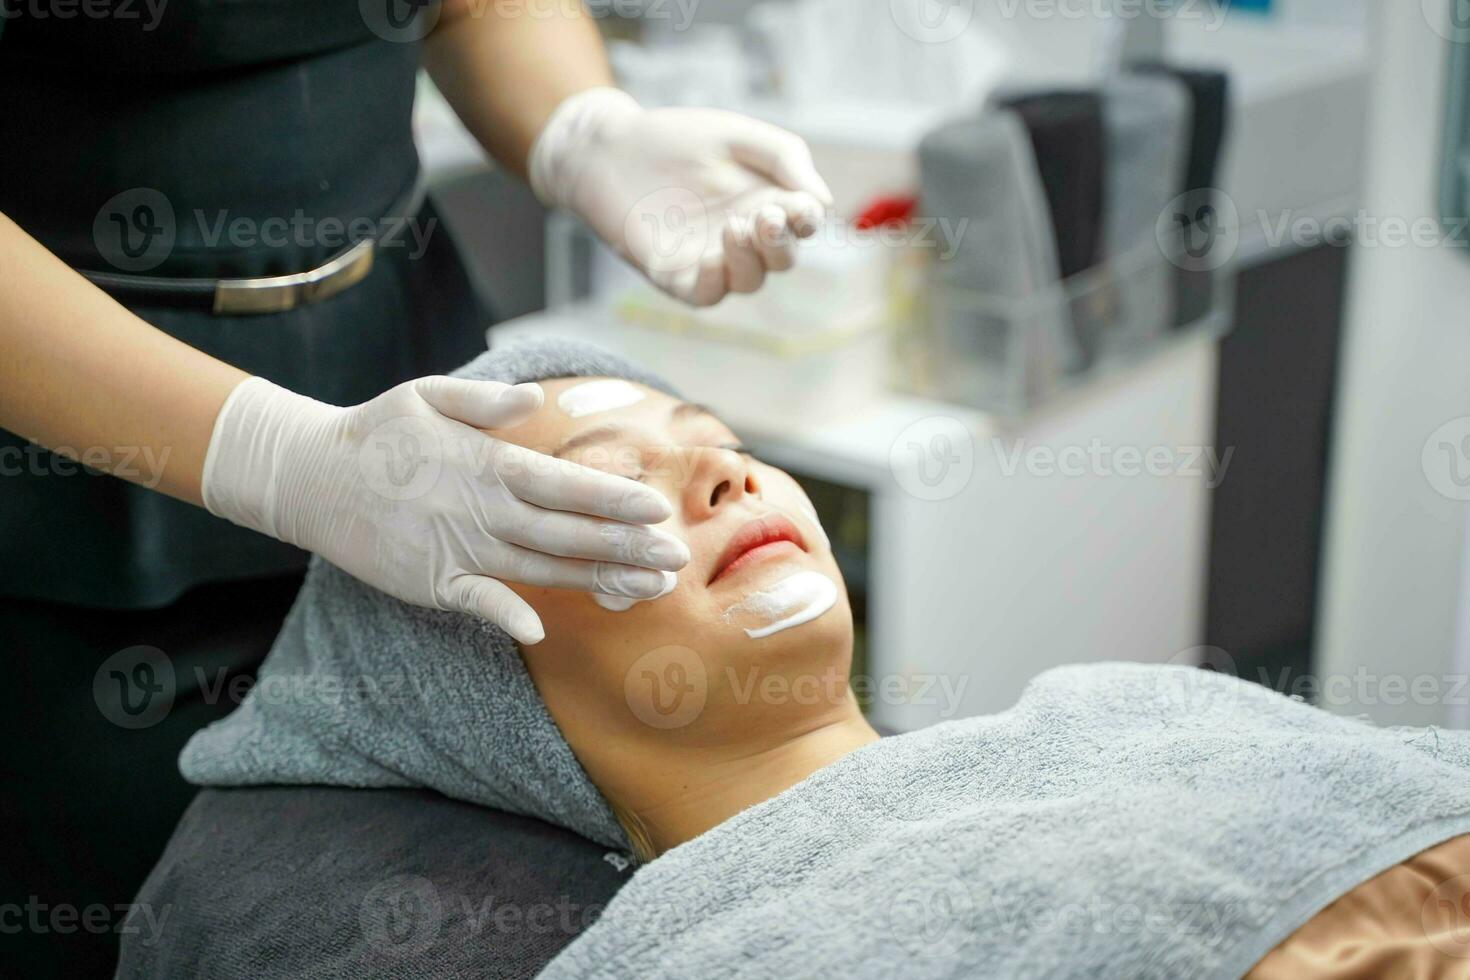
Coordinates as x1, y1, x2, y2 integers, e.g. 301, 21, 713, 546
498, 505, 690, 570
722, 116, 835, 207
751, 203, 797, 273
415, 377, 544, 429
491, 442, 674, 524
654, 249, 728, 308
490, 543, 679, 599
446, 574, 545, 644
722, 217, 767, 295
772, 191, 825, 239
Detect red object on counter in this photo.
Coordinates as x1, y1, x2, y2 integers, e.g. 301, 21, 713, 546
853, 194, 919, 231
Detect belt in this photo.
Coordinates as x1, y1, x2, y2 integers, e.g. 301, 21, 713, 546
78, 179, 427, 316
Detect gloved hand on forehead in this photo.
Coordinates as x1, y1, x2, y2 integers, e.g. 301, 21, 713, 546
530, 87, 833, 307
201, 375, 690, 645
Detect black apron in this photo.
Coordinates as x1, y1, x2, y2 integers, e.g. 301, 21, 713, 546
0, 4, 490, 974
0, 0, 488, 608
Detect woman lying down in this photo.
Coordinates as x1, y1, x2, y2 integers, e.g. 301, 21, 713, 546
175, 341, 1470, 980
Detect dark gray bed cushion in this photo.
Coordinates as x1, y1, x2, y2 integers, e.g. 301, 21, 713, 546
115, 787, 632, 979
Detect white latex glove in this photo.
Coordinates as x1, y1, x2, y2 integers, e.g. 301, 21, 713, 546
201, 375, 689, 644
529, 87, 834, 307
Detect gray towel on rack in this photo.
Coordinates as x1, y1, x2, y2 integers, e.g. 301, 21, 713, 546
539, 662, 1470, 980
1092, 73, 1191, 354
917, 108, 1077, 405
179, 338, 680, 852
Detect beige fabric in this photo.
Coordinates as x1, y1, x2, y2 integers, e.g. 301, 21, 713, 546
1248, 834, 1470, 979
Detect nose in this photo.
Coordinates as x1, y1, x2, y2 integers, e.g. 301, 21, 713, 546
680, 447, 759, 520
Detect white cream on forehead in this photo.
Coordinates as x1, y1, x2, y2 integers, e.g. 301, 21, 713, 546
557, 379, 646, 418
593, 571, 677, 612
722, 570, 838, 639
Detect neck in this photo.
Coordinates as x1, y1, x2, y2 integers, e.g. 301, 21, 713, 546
625, 702, 880, 856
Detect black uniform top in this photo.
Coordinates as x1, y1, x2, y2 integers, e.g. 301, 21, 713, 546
0, 0, 488, 607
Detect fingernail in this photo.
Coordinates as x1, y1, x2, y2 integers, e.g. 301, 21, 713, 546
642, 532, 691, 570
497, 383, 543, 407
606, 566, 674, 598
621, 487, 674, 524
511, 609, 544, 644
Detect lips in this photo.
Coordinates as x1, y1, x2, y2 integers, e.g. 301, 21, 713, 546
708, 514, 808, 585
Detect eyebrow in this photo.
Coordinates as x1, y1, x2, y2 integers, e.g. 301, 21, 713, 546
552, 401, 723, 458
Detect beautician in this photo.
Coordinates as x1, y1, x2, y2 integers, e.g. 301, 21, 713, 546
0, 0, 830, 971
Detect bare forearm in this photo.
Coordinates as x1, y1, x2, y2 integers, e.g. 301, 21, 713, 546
423, 0, 614, 180
0, 213, 247, 505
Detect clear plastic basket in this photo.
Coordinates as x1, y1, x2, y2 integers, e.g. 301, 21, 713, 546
891, 228, 1235, 417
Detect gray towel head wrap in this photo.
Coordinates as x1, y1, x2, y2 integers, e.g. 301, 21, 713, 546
180, 338, 680, 850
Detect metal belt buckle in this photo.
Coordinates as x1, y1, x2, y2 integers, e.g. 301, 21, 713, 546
212, 236, 376, 315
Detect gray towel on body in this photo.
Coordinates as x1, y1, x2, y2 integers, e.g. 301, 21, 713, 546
539, 662, 1470, 980
180, 338, 678, 851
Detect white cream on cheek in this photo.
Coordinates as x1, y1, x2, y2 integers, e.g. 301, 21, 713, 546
722, 570, 838, 639
556, 379, 646, 418
593, 570, 677, 612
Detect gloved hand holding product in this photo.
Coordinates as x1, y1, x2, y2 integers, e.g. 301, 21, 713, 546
529, 87, 834, 307
201, 375, 689, 645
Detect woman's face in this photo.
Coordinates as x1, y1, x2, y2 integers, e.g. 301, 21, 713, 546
486, 377, 855, 797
